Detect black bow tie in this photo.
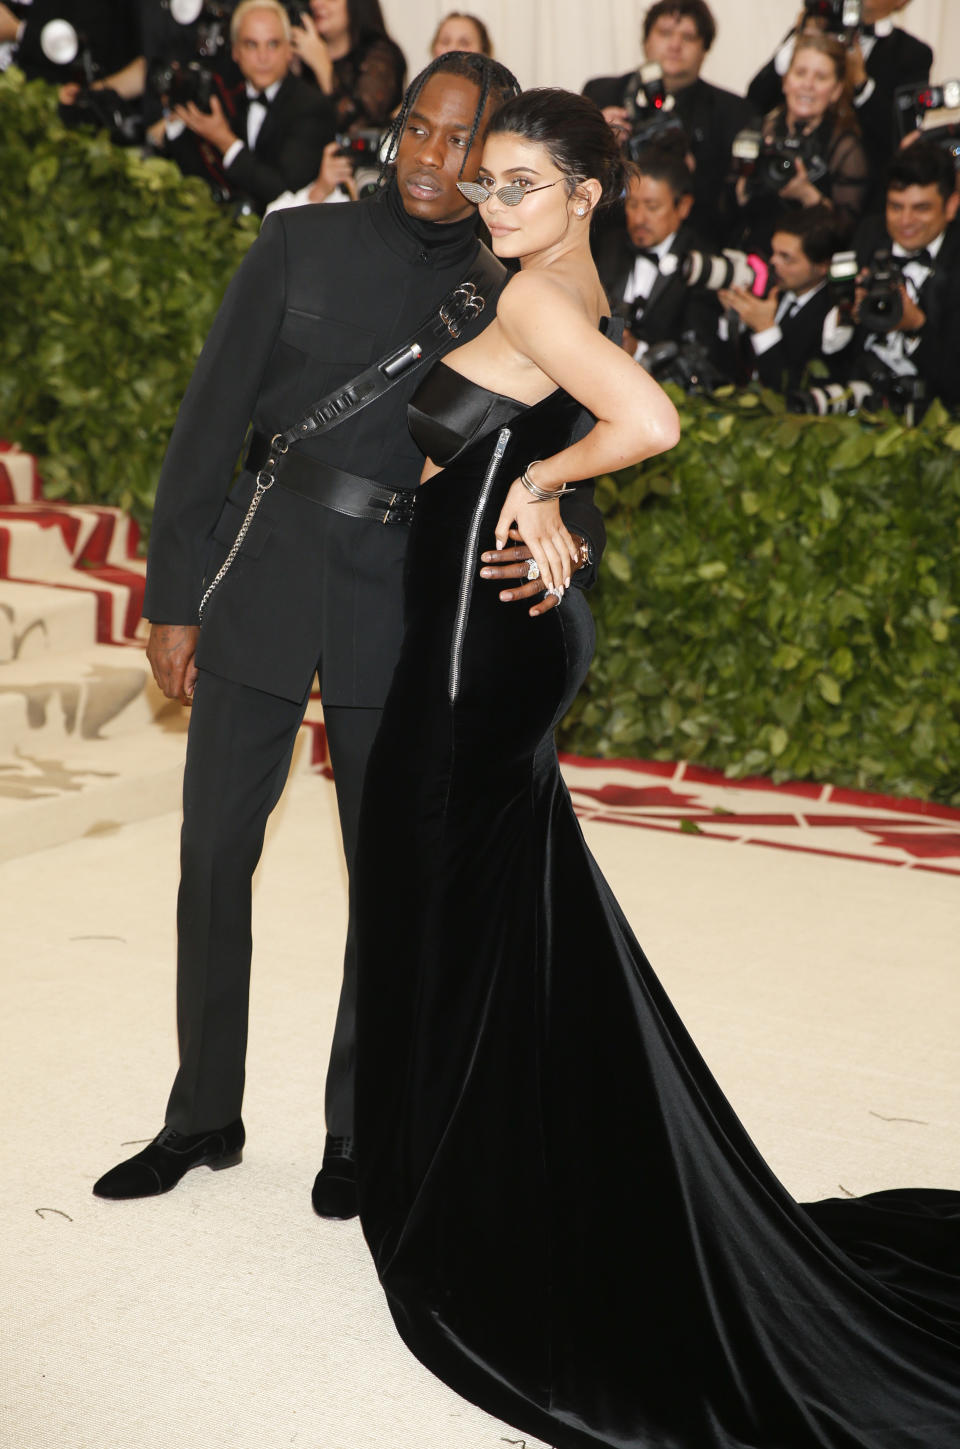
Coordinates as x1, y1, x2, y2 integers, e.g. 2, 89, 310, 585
898, 248, 934, 269
859, 22, 875, 36
248, 89, 273, 108
631, 246, 661, 264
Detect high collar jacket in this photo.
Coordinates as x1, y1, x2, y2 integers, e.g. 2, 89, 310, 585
144, 190, 606, 706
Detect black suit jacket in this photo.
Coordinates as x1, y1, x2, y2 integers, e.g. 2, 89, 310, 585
144, 189, 606, 707
223, 73, 336, 213
583, 73, 756, 246
750, 286, 848, 392
851, 216, 960, 410
747, 28, 932, 205
594, 221, 720, 350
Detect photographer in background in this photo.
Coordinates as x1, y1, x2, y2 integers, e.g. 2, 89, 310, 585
717, 206, 852, 390
167, 0, 334, 214
1, 0, 139, 84
595, 147, 720, 363
850, 141, 960, 411
735, 32, 868, 254
291, 0, 404, 137
584, 0, 755, 247
748, 3, 931, 209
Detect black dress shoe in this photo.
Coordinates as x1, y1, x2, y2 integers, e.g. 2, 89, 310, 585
92, 1120, 245, 1199
311, 1134, 357, 1220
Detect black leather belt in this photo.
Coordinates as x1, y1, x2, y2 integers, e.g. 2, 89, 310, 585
245, 430, 417, 525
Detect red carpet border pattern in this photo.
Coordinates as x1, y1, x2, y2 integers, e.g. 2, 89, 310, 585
303, 691, 960, 875
3, 443, 956, 877
0, 443, 147, 650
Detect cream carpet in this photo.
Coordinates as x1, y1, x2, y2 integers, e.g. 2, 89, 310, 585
2, 764, 958, 1449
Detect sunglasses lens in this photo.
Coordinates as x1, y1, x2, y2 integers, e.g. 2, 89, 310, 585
498, 185, 528, 206
456, 182, 488, 204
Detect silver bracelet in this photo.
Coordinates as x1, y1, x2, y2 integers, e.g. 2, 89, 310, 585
520, 460, 576, 502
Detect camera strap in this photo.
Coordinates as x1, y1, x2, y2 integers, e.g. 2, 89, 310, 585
198, 242, 505, 621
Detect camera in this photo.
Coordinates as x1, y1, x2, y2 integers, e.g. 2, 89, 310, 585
801, 0, 862, 33
679, 248, 771, 299
621, 63, 688, 160
858, 250, 906, 334
787, 358, 925, 420
148, 57, 216, 111
164, 0, 234, 55
895, 79, 960, 136
731, 127, 828, 196
642, 337, 729, 395
334, 129, 385, 197
40, 19, 143, 143
284, 0, 311, 23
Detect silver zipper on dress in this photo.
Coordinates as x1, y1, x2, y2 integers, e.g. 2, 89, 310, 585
448, 426, 511, 703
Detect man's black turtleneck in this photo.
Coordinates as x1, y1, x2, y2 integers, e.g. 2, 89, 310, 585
380, 176, 482, 266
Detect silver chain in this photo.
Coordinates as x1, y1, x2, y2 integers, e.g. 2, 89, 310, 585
197, 436, 285, 621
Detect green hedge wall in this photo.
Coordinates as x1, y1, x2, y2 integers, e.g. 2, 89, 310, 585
558, 388, 960, 804
0, 69, 256, 529
2, 73, 959, 802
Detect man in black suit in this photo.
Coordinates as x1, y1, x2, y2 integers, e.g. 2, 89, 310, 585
850, 142, 960, 410
747, 1, 932, 210
594, 146, 719, 362
91, 52, 606, 1217
716, 206, 852, 391
168, 0, 334, 213
583, 0, 756, 247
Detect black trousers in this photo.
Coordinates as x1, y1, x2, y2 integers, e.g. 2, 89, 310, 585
164, 666, 382, 1139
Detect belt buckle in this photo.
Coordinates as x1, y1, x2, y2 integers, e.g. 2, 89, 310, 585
381, 490, 398, 524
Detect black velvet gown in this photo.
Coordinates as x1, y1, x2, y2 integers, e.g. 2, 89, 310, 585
353, 361, 960, 1449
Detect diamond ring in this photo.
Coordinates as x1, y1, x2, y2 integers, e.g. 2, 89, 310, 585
525, 559, 541, 581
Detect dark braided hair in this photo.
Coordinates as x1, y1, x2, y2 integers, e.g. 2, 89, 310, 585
379, 50, 522, 180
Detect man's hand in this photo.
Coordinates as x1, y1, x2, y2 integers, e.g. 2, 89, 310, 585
847, 37, 868, 92
896, 286, 926, 334
308, 140, 356, 202
480, 529, 590, 619
174, 95, 237, 153
718, 284, 779, 333
146, 623, 200, 705
601, 105, 632, 147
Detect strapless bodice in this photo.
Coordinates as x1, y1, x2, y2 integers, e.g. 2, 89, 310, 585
407, 362, 536, 468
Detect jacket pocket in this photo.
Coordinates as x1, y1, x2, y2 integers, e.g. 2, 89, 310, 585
279, 309, 377, 365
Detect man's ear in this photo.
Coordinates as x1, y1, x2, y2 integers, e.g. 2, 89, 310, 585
675, 191, 693, 224
945, 189, 960, 226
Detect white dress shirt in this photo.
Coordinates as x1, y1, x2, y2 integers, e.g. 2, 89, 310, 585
222, 79, 283, 169
622, 231, 678, 362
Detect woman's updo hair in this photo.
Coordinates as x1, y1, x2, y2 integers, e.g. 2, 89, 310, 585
486, 87, 627, 210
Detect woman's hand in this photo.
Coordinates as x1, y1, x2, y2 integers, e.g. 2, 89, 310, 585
493, 478, 580, 601
780, 156, 822, 207
292, 12, 334, 92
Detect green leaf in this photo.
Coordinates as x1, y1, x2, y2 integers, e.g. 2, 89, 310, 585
696, 560, 727, 581
817, 673, 842, 706
605, 550, 632, 583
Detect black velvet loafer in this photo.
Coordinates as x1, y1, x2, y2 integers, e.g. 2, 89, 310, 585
311, 1134, 358, 1220
92, 1119, 245, 1200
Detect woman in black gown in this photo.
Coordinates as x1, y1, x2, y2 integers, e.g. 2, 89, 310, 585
353, 89, 960, 1449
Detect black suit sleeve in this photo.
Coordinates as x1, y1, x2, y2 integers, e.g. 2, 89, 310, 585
746, 54, 786, 118
144, 216, 288, 624
225, 90, 336, 209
